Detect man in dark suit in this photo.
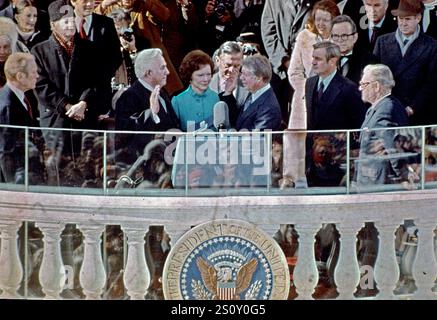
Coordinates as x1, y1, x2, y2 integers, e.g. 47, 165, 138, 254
350, 0, 398, 52
306, 42, 366, 131
32, 0, 108, 165
331, 15, 376, 84
373, 0, 437, 125
221, 54, 282, 131
0, 52, 41, 183
303, 43, 365, 288
70, 0, 121, 119
356, 64, 409, 186
261, 0, 317, 79
115, 48, 180, 162
421, 0, 437, 39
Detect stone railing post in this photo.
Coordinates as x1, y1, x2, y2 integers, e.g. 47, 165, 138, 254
259, 224, 281, 239
293, 223, 320, 299
0, 220, 23, 298
374, 221, 401, 299
78, 224, 106, 300
122, 224, 149, 300
412, 220, 437, 299
37, 222, 66, 299
165, 226, 188, 248
334, 221, 362, 299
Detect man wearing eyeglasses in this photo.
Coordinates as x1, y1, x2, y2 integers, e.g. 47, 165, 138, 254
331, 15, 376, 84
356, 64, 409, 186
373, 0, 437, 125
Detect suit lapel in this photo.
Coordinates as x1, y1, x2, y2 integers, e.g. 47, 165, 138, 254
293, 0, 311, 27
382, 35, 403, 73
306, 76, 318, 129
237, 94, 260, 128
286, 0, 298, 19
8, 86, 32, 125
396, 35, 428, 75
314, 74, 342, 127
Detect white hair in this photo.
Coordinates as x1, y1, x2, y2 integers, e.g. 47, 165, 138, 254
0, 17, 18, 52
134, 48, 163, 79
363, 64, 395, 88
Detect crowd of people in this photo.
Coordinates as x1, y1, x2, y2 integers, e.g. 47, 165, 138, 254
1, 0, 437, 299
0, 0, 435, 190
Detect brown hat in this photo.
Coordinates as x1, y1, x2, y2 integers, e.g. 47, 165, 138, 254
391, 0, 424, 17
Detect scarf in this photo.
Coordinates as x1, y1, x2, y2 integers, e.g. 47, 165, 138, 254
52, 30, 74, 57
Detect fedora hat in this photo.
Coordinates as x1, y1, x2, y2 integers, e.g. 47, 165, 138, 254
391, 0, 424, 17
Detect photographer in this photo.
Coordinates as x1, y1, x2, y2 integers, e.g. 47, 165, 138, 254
198, 0, 239, 56
108, 9, 145, 89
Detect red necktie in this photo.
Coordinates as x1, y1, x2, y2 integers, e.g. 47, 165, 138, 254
79, 19, 87, 39
24, 96, 34, 120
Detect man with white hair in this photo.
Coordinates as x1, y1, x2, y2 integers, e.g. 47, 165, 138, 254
115, 48, 179, 132
115, 48, 179, 161
356, 64, 409, 186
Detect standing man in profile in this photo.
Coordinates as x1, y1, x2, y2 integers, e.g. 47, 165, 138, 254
306, 41, 365, 131
70, 0, 121, 124
356, 64, 409, 186
374, 0, 437, 125
221, 54, 282, 131
0, 52, 41, 183
354, 64, 409, 271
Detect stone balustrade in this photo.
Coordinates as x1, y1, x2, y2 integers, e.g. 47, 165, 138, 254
0, 189, 436, 300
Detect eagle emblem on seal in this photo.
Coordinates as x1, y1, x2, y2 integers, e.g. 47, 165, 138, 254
196, 256, 258, 300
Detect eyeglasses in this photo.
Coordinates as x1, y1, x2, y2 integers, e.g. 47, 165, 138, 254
359, 80, 376, 89
331, 33, 356, 41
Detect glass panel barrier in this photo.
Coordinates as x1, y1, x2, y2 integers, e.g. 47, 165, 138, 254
349, 126, 422, 193
173, 131, 272, 196
1, 124, 435, 196
0, 125, 26, 191
270, 130, 348, 195
106, 130, 185, 196
27, 127, 105, 195
425, 125, 437, 188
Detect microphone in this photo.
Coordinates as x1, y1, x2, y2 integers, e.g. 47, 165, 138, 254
213, 101, 230, 130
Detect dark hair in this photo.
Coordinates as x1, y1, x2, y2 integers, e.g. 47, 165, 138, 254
178, 50, 214, 85
307, 0, 340, 35
332, 14, 357, 33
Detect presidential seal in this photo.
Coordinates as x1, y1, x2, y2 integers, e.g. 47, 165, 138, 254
162, 219, 290, 300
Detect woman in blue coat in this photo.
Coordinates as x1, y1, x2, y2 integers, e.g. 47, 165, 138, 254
172, 49, 219, 131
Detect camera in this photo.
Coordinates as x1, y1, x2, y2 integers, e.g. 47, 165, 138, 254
242, 43, 259, 56
120, 27, 134, 42
214, 0, 233, 18
214, 3, 227, 17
